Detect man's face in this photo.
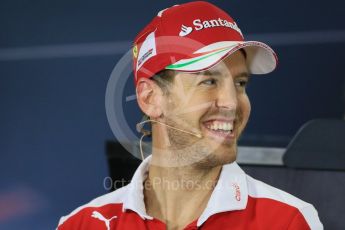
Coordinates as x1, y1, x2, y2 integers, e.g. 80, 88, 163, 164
159, 50, 251, 168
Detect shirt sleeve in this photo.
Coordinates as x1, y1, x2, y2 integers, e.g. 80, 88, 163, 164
288, 205, 323, 230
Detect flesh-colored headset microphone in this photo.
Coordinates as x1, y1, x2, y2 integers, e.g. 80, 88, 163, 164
136, 115, 203, 160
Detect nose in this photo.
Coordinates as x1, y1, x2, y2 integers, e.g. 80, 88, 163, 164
215, 80, 237, 110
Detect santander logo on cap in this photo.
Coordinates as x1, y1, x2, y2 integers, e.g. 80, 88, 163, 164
179, 18, 243, 37
179, 25, 193, 37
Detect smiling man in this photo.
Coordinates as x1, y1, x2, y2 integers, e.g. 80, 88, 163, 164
57, 1, 323, 230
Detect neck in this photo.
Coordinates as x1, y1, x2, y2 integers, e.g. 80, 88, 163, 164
144, 152, 222, 230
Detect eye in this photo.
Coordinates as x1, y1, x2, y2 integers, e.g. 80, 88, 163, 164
235, 79, 249, 88
200, 78, 217, 85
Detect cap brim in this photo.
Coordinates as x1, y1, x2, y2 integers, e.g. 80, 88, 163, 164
165, 41, 278, 75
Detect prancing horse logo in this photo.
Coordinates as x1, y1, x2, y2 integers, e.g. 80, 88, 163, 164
91, 211, 117, 230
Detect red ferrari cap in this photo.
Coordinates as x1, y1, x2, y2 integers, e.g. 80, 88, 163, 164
132, 1, 278, 85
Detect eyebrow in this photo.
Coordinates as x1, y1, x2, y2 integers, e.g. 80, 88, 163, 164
235, 72, 250, 78
195, 70, 250, 78
197, 70, 223, 76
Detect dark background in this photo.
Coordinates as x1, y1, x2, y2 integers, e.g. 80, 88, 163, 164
1, 0, 344, 229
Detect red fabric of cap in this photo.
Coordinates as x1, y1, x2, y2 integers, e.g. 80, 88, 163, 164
132, 1, 276, 86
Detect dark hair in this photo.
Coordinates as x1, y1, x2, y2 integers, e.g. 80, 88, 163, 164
239, 48, 247, 59
151, 69, 176, 94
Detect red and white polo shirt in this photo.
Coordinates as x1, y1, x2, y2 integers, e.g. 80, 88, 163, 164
57, 156, 323, 229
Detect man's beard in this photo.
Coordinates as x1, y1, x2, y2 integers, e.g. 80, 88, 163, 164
161, 115, 238, 169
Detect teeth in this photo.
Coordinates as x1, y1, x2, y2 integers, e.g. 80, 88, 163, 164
207, 121, 233, 131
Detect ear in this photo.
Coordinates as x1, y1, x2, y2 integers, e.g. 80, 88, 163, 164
136, 78, 163, 119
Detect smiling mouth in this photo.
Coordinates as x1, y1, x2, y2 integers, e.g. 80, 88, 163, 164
202, 120, 236, 141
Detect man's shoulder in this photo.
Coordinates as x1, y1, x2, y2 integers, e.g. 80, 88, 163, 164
57, 185, 129, 228
245, 174, 310, 208
245, 174, 323, 229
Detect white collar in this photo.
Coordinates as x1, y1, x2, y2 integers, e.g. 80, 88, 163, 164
122, 155, 248, 227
